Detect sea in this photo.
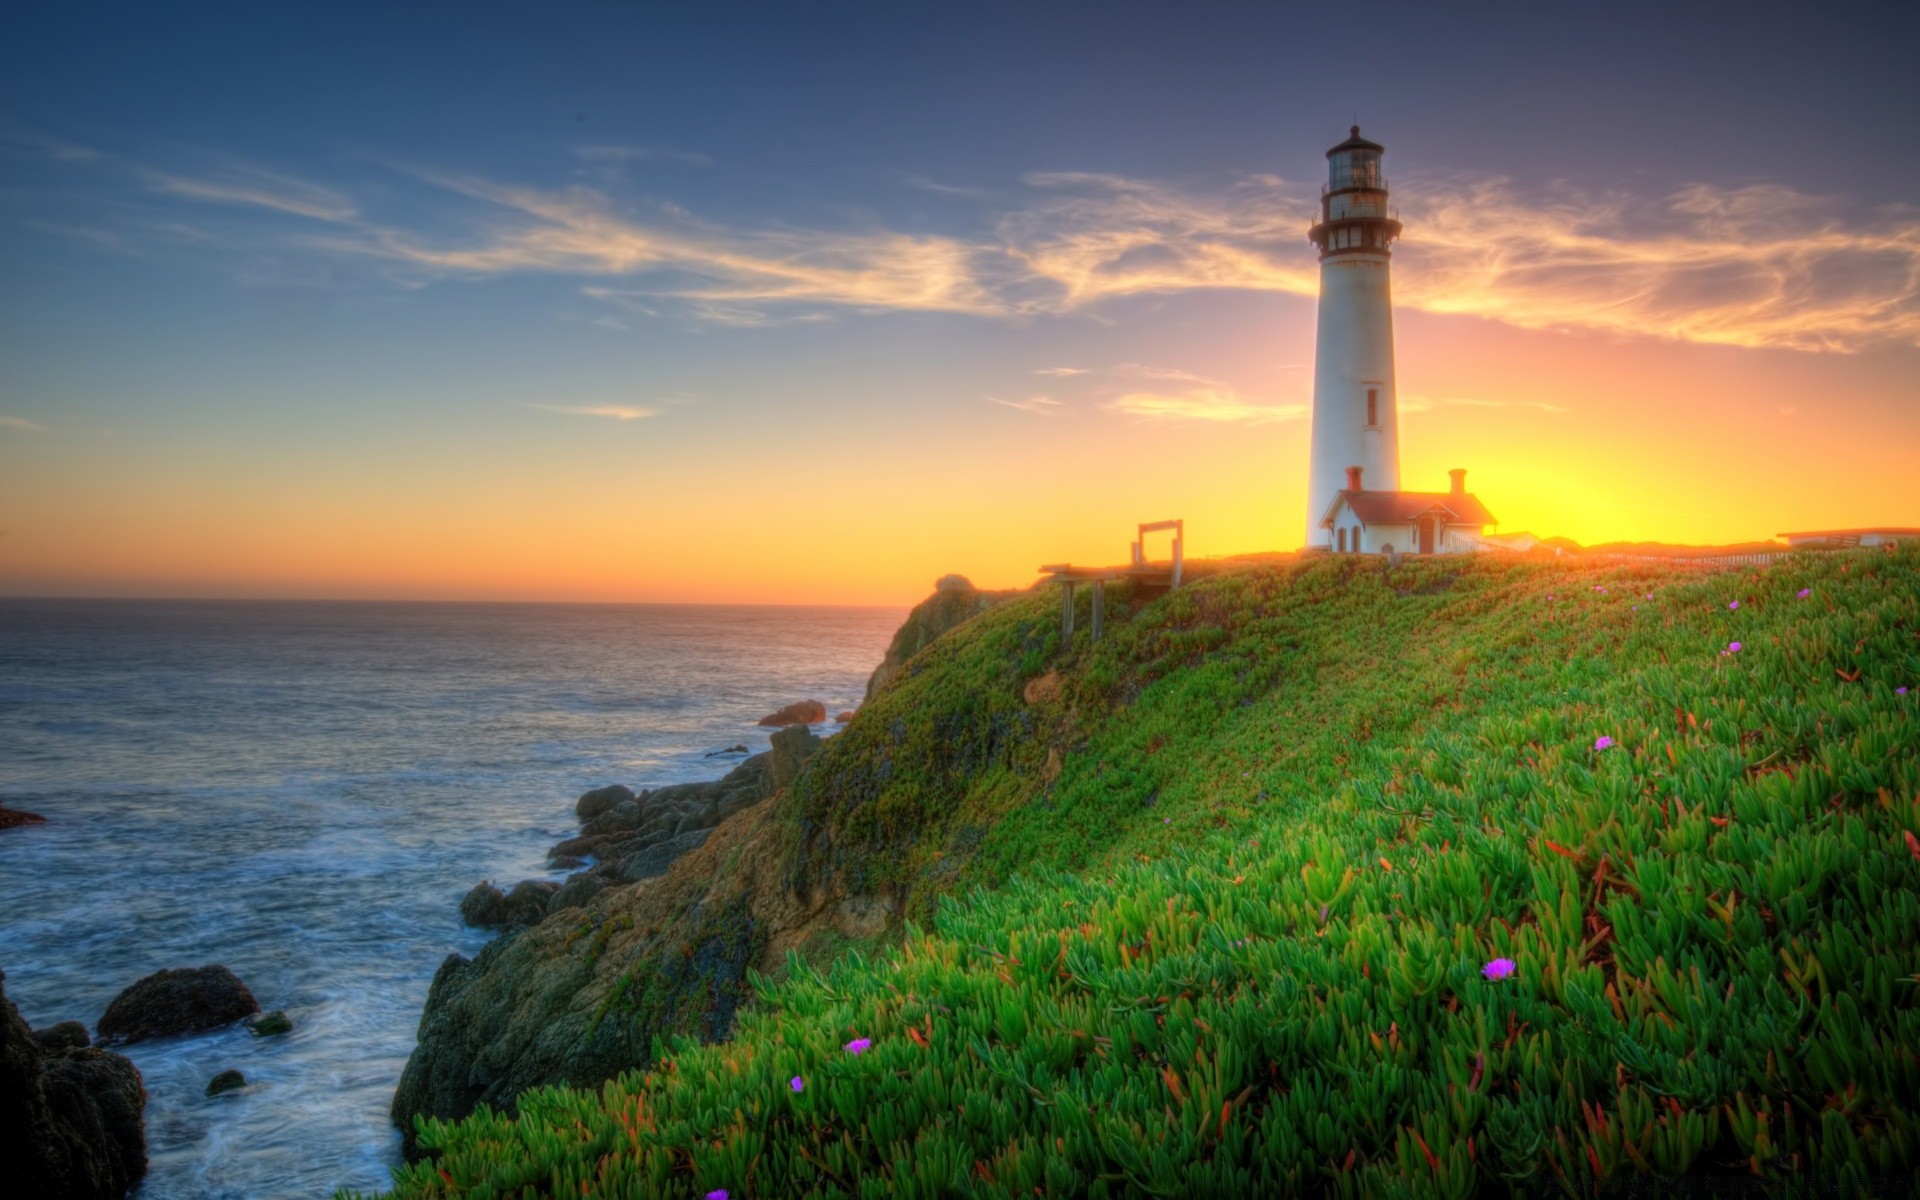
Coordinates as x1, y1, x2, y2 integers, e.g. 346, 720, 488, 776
0, 598, 906, 1198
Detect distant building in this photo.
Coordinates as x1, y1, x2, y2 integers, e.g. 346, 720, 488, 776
1321, 467, 1496, 555
1776, 528, 1920, 549
1304, 129, 1496, 556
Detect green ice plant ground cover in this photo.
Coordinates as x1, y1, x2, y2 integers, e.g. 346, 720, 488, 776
362, 548, 1920, 1198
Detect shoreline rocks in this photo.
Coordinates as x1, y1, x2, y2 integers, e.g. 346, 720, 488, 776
399, 727, 828, 1153
205, 1069, 246, 1097
756, 699, 826, 727
2, 969, 148, 1198
96, 966, 259, 1048
0, 802, 48, 830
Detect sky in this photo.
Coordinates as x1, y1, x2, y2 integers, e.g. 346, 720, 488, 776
2, 0, 1917, 604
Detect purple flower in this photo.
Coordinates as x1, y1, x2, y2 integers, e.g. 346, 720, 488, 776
1594, 735, 1614, 751
790, 1075, 804, 1093
707, 1192, 730, 1200
1319, 904, 1329, 923
1729, 600, 1740, 610
1797, 588, 1810, 599
1899, 687, 1910, 696
1593, 585, 1606, 593
1646, 593, 1653, 600
844, 1037, 871, 1055
1728, 642, 1741, 653
1482, 957, 1517, 982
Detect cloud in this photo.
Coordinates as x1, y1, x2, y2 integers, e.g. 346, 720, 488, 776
985, 394, 1063, 415
19, 127, 1919, 351
526, 403, 658, 421
0, 125, 102, 163
900, 173, 990, 198
1101, 365, 1304, 425
1033, 366, 1088, 376
0, 415, 48, 431
143, 166, 357, 222
317, 171, 1009, 317
572, 144, 712, 166
1393, 178, 1920, 352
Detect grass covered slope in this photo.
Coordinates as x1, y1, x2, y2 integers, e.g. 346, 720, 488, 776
370, 549, 1920, 1198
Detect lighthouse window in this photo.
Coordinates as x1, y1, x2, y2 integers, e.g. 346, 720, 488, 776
1367, 389, 1378, 426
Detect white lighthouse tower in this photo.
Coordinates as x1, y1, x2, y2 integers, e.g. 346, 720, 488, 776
1305, 127, 1402, 549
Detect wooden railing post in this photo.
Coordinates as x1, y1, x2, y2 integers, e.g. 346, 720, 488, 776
1091, 580, 1105, 642
1060, 581, 1076, 640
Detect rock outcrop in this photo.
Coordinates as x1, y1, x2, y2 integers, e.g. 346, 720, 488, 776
95, 966, 259, 1047
206, 1069, 246, 1097
1, 970, 148, 1198
393, 579, 1029, 1155
0, 802, 47, 830
863, 575, 1015, 702
393, 733, 828, 1154
756, 699, 826, 727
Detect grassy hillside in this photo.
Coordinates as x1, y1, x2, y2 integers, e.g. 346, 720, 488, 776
364, 548, 1919, 1198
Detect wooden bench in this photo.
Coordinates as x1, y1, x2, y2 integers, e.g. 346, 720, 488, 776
1040, 520, 1184, 644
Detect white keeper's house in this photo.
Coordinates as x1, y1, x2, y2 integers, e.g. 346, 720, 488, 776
1303, 127, 1499, 556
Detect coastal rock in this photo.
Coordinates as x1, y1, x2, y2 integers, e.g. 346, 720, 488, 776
864, 576, 1016, 702
0, 802, 48, 830
617, 829, 713, 882
548, 854, 587, 870
2, 971, 148, 1197
768, 723, 823, 796
835, 710, 855, 723
461, 880, 557, 929
206, 1069, 246, 1097
459, 883, 509, 928
504, 881, 560, 923
34, 1022, 91, 1051
574, 784, 635, 823
756, 699, 826, 727
246, 1011, 292, 1037
547, 875, 610, 914
707, 744, 749, 757
581, 801, 643, 838
547, 834, 599, 860
95, 966, 259, 1047
389, 604, 882, 1151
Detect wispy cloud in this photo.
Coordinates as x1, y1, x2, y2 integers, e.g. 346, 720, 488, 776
1102, 364, 1305, 425
0, 415, 49, 431
984, 393, 1063, 415
17, 125, 1919, 350
1034, 366, 1088, 376
572, 144, 712, 166
316, 171, 1009, 318
143, 165, 357, 222
900, 173, 989, 198
526, 403, 659, 421
0, 125, 102, 163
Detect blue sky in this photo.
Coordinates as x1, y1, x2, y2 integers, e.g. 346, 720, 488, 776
2, 1, 1917, 600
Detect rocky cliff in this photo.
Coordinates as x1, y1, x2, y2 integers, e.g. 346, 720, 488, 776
0, 971, 148, 1199
391, 578, 1031, 1153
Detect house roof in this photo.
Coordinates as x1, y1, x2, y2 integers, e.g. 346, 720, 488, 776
1323, 489, 1497, 528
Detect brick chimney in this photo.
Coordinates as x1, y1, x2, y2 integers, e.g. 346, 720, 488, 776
1346, 466, 1364, 491
1449, 468, 1466, 496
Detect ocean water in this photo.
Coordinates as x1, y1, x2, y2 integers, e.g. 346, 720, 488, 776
0, 599, 905, 1198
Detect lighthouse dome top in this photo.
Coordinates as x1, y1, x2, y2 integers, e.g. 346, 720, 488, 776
1326, 125, 1385, 158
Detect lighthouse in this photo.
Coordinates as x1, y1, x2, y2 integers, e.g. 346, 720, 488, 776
1305, 127, 1402, 549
